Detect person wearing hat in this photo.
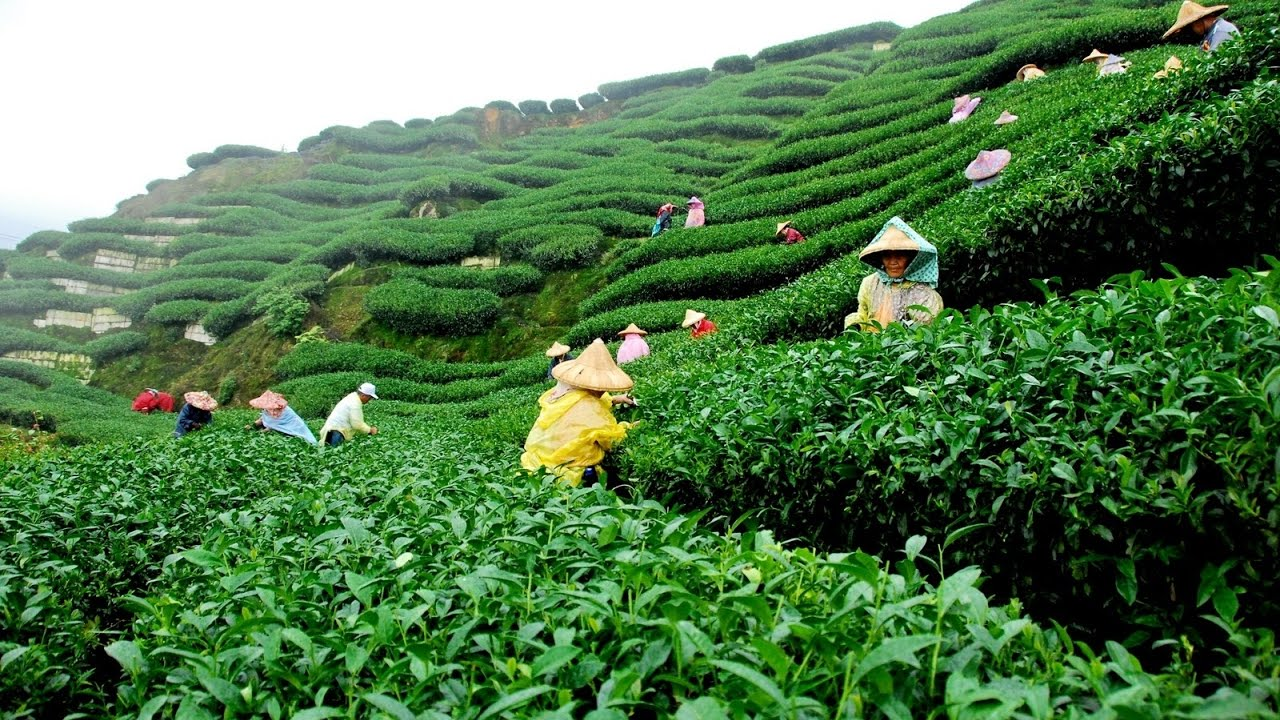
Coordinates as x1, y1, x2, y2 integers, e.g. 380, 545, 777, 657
685, 197, 706, 228
546, 342, 575, 379
616, 323, 650, 365
1154, 55, 1185, 79
949, 94, 982, 124
521, 338, 636, 487
843, 216, 944, 333
776, 221, 807, 245
173, 391, 217, 438
319, 382, 379, 447
1015, 64, 1046, 81
651, 203, 676, 238
1082, 49, 1130, 77
682, 309, 717, 339
965, 149, 1011, 189
247, 390, 317, 445
131, 387, 175, 414
994, 110, 1019, 126
1163, 2, 1237, 52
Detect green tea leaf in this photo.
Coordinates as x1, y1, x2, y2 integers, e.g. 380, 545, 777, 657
676, 696, 729, 720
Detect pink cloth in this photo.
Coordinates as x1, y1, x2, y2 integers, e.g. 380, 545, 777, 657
948, 96, 982, 124
617, 334, 650, 364
685, 208, 705, 227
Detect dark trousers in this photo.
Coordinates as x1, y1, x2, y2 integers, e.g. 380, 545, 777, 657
325, 430, 345, 447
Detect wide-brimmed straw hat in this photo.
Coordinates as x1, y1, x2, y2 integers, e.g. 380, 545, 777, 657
1154, 55, 1185, 78
682, 309, 706, 328
617, 323, 648, 336
1164, 1, 1229, 38
184, 391, 218, 412
965, 149, 1011, 181
551, 338, 633, 392
249, 390, 287, 412
545, 341, 571, 358
775, 221, 793, 236
994, 110, 1019, 125
859, 220, 921, 263
1082, 49, 1110, 63
952, 94, 972, 114
686, 196, 704, 208
1016, 64, 1045, 81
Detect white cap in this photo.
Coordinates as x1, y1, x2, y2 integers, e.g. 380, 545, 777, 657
358, 382, 378, 399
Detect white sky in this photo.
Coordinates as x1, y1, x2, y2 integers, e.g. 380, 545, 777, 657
0, 0, 974, 248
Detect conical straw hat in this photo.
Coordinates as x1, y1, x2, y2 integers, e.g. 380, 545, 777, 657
184, 391, 218, 411
1082, 49, 1109, 63
775, 221, 792, 236
249, 390, 287, 412
617, 323, 648, 336
952, 94, 972, 114
545, 341, 571, 358
994, 110, 1019, 125
1154, 55, 1185, 78
551, 338, 633, 392
859, 218, 922, 262
1163, 1, 1229, 38
682, 309, 706, 328
1015, 64, 1045, 81
965, 149, 1011, 181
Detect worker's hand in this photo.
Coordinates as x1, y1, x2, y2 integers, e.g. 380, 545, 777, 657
370, 426, 379, 435
612, 395, 637, 407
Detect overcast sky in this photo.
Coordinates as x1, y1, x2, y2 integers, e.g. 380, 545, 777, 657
0, 0, 974, 248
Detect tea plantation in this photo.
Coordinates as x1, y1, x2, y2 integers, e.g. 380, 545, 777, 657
3, 0, 1280, 716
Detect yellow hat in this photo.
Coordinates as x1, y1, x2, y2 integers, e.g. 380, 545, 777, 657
858, 226, 917, 262
617, 323, 648, 336
682, 309, 706, 328
545, 341, 571, 358
551, 338, 633, 392
1163, 1, 1229, 38
775, 221, 792, 236
1015, 64, 1045, 81
1082, 49, 1109, 63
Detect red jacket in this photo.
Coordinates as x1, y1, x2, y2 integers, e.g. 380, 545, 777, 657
690, 319, 717, 338
780, 227, 806, 244
132, 390, 175, 413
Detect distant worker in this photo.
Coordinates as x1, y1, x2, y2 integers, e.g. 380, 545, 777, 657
651, 203, 676, 237
173, 391, 217, 438
685, 196, 706, 228
1015, 64, 1046, 81
248, 390, 317, 445
319, 382, 379, 447
776, 221, 807, 245
994, 110, 1019, 125
1154, 55, 1185, 78
546, 342, 574, 379
131, 387, 174, 413
521, 338, 636, 486
682, 309, 717, 339
1163, 1, 1238, 52
844, 216, 944, 332
949, 94, 982, 124
965, 149, 1011, 189
616, 323, 650, 365
1082, 49, 1130, 76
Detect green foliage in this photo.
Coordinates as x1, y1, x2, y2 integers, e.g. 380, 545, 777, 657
0, 325, 78, 355
216, 373, 238, 405
528, 233, 602, 271
404, 117, 432, 129
713, 54, 755, 73
112, 278, 257, 321
497, 224, 601, 261
253, 289, 309, 338
15, 230, 69, 254
392, 263, 544, 296
179, 242, 309, 265
578, 91, 605, 109
276, 340, 506, 384
485, 100, 520, 113
599, 67, 711, 101
485, 163, 568, 189
142, 299, 213, 325
549, 98, 580, 113
363, 280, 502, 335
310, 224, 474, 268
0, 287, 102, 314
3, 255, 148, 289
741, 76, 836, 98
398, 172, 523, 210
186, 143, 280, 170
0, 359, 56, 389
200, 296, 253, 339
754, 22, 900, 62
518, 99, 551, 115
82, 331, 146, 362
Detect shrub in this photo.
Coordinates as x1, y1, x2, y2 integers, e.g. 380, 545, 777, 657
517, 100, 551, 115
0, 359, 57, 389
215, 374, 238, 405
112, 279, 257, 321
403, 117, 432, 128
187, 144, 280, 170
528, 233, 601, 271
741, 76, 835, 98
253, 289, 309, 338
392, 264, 543, 296
200, 296, 253, 339
16, 230, 70, 254
83, 331, 147, 362
276, 341, 504, 384
142, 299, 212, 325
712, 54, 755, 73
484, 100, 521, 113
180, 243, 309, 265
577, 92, 605, 109
549, 98, 580, 113
496, 224, 601, 261
754, 21, 900, 63
363, 280, 501, 335
599, 68, 710, 102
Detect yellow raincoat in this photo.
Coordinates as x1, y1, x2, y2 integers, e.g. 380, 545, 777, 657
520, 387, 631, 486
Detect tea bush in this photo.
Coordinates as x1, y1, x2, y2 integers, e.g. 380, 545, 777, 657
186, 144, 279, 170
528, 233, 602, 271
392, 264, 543, 296
518, 99, 551, 116
599, 68, 711, 101
276, 341, 506, 384
253, 289, 310, 338
497, 224, 601, 261
713, 54, 755, 73
754, 21, 900, 62
142, 299, 213, 325
363, 280, 502, 335
578, 91, 605, 109
83, 330, 147, 362
550, 98, 580, 114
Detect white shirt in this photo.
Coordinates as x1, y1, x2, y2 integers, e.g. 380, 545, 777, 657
319, 392, 372, 440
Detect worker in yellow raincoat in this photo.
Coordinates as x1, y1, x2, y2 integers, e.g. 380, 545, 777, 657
521, 338, 636, 486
